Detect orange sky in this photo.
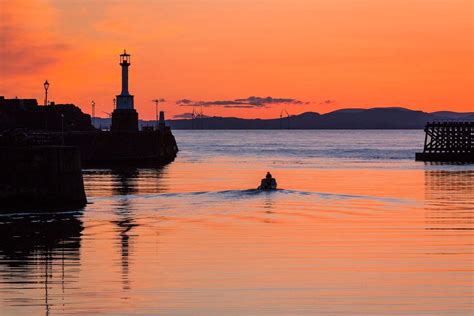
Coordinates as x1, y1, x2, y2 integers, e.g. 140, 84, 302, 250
0, 0, 472, 119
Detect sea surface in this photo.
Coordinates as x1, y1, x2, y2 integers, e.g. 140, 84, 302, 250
0, 130, 473, 315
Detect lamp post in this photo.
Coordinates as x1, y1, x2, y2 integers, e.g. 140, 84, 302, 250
43, 80, 50, 106
91, 100, 96, 127
61, 114, 65, 145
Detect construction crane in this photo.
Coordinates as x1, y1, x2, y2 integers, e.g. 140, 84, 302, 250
280, 108, 290, 129
192, 105, 205, 129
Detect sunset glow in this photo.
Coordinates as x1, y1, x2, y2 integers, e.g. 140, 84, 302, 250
1, 0, 472, 119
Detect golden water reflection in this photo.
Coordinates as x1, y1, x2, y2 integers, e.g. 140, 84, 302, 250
0, 166, 472, 315
424, 170, 474, 230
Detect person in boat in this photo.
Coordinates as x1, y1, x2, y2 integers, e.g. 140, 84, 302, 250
258, 171, 277, 190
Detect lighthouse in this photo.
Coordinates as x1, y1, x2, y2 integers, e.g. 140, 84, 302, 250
111, 50, 139, 132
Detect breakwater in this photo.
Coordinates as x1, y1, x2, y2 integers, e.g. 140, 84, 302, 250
0, 146, 87, 211
64, 127, 178, 167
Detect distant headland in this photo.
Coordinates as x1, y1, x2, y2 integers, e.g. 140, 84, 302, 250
94, 107, 474, 130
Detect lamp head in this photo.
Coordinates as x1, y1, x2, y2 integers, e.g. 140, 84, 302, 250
120, 50, 130, 66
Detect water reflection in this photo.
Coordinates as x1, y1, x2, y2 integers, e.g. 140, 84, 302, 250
83, 168, 168, 296
263, 193, 275, 215
424, 170, 474, 230
2, 129, 473, 315
0, 211, 83, 315
83, 167, 168, 197
112, 168, 140, 196
110, 168, 140, 293
104, 168, 165, 292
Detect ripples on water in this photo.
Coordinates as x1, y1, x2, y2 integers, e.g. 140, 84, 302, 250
0, 131, 472, 315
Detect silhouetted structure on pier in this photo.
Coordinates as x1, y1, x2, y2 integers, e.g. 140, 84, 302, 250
416, 121, 473, 162
111, 50, 139, 132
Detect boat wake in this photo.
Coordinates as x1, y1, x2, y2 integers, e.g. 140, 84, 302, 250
88, 188, 411, 205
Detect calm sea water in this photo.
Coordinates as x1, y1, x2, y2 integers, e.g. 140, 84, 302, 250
0, 130, 473, 315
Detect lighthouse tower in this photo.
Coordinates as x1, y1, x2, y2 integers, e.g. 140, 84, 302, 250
111, 50, 139, 132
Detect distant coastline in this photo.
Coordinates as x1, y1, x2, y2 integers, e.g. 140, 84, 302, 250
93, 107, 474, 130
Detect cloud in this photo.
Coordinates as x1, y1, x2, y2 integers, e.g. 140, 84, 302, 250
236, 96, 303, 106
173, 112, 194, 119
223, 104, 263, 109
0, 1, 68, 76
320, 99, 335, 105
176, 96, 305, 109
176, 99, 193, 105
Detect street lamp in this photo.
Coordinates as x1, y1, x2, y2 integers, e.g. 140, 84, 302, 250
43, 80, 49, 106
91, 100, 96, 127
61, 114, 65, 145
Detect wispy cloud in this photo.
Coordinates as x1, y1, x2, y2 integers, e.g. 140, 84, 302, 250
173, 112, 194, 119
176, 96, 305, 109
0, 1, 68, 76
176, 99, 193, 105
320, 99, 335, 105
236, 96, 303, 106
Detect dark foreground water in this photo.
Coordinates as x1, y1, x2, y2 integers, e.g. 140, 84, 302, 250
0, 130, 473, 315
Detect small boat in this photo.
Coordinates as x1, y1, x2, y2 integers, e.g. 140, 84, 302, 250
257, 172, 277, 190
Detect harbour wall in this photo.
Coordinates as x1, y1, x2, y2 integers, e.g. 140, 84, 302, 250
0, 146, 87, 211
64, 127, 178, 167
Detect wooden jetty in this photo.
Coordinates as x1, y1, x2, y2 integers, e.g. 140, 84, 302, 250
416, 121, 474, 163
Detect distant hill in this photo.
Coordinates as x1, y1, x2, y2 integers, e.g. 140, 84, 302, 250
431, 111, 474, 120
92, 107, 474, 130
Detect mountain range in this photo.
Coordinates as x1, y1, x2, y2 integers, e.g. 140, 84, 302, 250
93, 107, 474, 130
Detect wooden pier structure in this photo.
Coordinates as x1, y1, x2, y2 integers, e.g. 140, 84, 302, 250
416, 121, 474, 162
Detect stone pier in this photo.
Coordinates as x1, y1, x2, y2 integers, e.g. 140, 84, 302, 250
0, 146, 87, 211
